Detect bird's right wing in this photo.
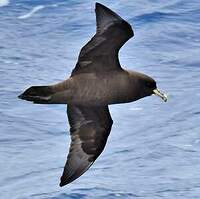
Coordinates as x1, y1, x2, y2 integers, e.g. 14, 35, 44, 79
60, 105, 113, 186
71, 3, 134, 76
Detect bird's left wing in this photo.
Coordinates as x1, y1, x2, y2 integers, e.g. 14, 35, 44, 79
60, 105, 113, 186
71, 3, 134, 76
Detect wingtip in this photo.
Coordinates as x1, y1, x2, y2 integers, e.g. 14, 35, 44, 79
95, 2, 102, 8
59, 177, 72, 187
59, 177, 67, 187
95, 2, 99, 6
95, 2, 115, 13
59, 174, 72, 187
95, 2, 124, 33
95, 2, 106, 12
59, 181, 66, 187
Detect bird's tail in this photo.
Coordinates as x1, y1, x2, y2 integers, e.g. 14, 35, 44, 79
18, 86, 54, 104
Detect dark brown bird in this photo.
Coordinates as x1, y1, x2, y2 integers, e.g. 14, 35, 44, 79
18, 2, 167, 187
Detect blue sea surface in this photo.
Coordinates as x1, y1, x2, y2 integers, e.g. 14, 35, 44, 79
0, 0, 200, 198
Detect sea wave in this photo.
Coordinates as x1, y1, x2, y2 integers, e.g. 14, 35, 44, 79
0, 0, 9, 7
18, 5, 45, 19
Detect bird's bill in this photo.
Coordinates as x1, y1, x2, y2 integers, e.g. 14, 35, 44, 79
153, 89, 167, 102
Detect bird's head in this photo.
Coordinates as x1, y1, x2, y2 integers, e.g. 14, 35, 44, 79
132, 72, 167, 102
143, 77, 167, 102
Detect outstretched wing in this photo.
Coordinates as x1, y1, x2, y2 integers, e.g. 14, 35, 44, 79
71, 3, 134, 76
60, 105, 113, 186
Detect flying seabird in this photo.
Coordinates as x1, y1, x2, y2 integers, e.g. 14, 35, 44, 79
18, 2, 167, 187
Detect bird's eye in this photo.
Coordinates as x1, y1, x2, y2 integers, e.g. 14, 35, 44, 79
145, 81, 156, 88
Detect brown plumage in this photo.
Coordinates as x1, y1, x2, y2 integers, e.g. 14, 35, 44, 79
18, 2, 167, 187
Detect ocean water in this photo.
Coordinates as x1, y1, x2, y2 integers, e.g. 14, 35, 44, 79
0, 0, 200, 198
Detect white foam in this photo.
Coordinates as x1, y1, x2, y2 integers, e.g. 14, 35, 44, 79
0, 0, 9, 7
18, 5, 45, 19
129, 107, 143, 111
51, 3, 59, 7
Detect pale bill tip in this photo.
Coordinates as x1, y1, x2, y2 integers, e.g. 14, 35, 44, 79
153, 89, 168, 102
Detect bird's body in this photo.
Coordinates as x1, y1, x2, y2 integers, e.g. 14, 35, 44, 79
69, 70, 134, 105
44, 70, 152, 106
18, 2, 167, 187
